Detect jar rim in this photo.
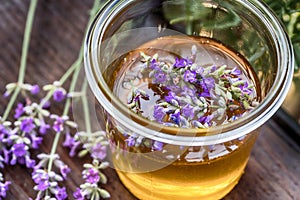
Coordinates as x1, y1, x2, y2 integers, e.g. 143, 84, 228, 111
84, 0, 294, 146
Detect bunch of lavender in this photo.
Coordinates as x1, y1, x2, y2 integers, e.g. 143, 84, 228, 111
128, 50, 258, 129
0, 0, 110, 199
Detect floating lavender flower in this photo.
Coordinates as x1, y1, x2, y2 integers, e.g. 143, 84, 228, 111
153, 105, 166, 122
153, 70, 167, 84
152, 141, 163, 151
125, 135, 136, 147
183, 70, 197, 83
182, 104, 195, 119
174, 57, 192, 68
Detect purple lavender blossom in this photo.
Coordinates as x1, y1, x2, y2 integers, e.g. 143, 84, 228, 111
199, 114, 214, 126
231, 67, 241, 76
10, 143, 35, 168
149, 59, 159, 70
0, 148, 10, 166
39, 120, 50, 135
195, 66, 204, 75
125, 136, 136, 147
11, 143, 27, 157
152, 141, 163, 151
199, 77, 215, 97
170, 111, 181, 125
153, 70, 167, 84
91, 143, 107, 160
52, 115, 65, 133
73, 188, 85, 200
63, 132, 81, 157
164, 91, 176, 102
0, 181, 11, 198
20, 117, 35, 133
181, 86, 196, 97
53, 88, 66, 102
60, 165, 71, 180
0, 125, 9, 141
182, 104, 195, 119
55, 187, 68, 200
32, 170, 50, 191
183, 70, 197, 83
153, 105, 165, 122
30, 84, 40, 95
239, 82, 253, 95
30, 134, 43, 149
14, 103, 24, 119
83, 168, 100, 184
173, 58, 192, 68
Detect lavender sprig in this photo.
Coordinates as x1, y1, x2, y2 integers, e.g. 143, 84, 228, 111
127, 50, 258, 128
0, 0, 110, 199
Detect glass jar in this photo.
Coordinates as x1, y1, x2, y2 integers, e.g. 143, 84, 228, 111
84, 0, 294, 199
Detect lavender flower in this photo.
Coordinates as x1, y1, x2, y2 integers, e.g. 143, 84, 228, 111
83, 168, 100, 184
231, 67, 241, 76
63, 132, 81, 157
153, 105, 166, 122
73, 188, 85, 200
39, 120, 50, 135
58, 165, 70, 180
173, 57, 192, 68
164, 91, 176, 102
11, 143, 27, 157
55, 187, 68, 200
199, 114, 214, 126
91, 143, 107, 160
53, 88, 66, 102
51, 115, 68, 133
32, 170, 51, 191
30, 84, 40, 95
153, 70, 167, 84
30, 134, 43, 149
125, 136, 136, 147
152, 141, 163, 151
183, 70, 197, 83
199, 77, 215, 97
20, 117, 35, 133
182, 104, 195, 119
170, 111, 181, 125
149, 59, 159, 70
0, 180, 11, 198
14, 103, 24, 119
10, 143, 36, 168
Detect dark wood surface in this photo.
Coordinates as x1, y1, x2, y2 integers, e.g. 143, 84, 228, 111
0, 1, 299, 199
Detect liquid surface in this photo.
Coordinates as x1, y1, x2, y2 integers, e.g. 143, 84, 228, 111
104, 36, 261, 200
107, 35, 260, 129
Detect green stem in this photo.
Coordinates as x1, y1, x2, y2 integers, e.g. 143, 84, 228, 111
2, 0, 38, 121
18, 0, 38, 84
2, 87, 21, 121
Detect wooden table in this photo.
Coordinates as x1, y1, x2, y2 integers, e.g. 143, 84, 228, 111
0, 1, 299, 199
